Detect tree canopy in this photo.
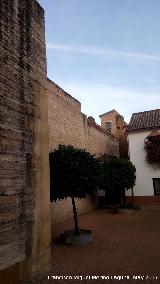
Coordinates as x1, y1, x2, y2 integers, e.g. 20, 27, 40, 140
50, 144, 102, 202
100, 155, 136, 205
50, 144, 102, 234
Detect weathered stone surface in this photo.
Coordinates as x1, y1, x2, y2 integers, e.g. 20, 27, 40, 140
0, 0, 51, 280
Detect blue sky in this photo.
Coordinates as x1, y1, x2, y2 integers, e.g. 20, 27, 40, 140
38, 0, 160, 123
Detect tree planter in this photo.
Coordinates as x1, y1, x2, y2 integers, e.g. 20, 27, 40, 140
116, 208, 133, 214
59, 229, 92, 245
112, 204, 141, 214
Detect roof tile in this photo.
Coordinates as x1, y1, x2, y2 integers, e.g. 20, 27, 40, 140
127, 109, 160, 132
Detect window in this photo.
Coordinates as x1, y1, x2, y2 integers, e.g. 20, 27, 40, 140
105, 121, 112, 132
153, 178, 160, 195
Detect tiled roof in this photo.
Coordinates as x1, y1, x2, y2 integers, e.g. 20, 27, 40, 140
127, 109, 160, 132
99, 109, 122, 118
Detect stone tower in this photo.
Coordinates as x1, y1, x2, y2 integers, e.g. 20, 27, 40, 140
99, 109, 128, 158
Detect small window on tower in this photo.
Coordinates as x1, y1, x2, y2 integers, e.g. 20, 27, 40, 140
105, 121, 112, 132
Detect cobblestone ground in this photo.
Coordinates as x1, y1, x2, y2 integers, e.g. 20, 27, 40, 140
23, 207, 160, 284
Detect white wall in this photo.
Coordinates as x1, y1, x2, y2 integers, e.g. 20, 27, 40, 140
127, 130, 160, 196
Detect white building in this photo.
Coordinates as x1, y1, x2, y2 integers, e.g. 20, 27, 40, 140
127, 109, 160, 205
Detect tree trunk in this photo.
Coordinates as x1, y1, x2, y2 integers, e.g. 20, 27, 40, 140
71, 196, 79, 235
121, 188, 126, 206
131, 187, 134, 208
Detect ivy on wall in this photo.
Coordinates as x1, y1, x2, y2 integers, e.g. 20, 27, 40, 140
144, 135, 160, 166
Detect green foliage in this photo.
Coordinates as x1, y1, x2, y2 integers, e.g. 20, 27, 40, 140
100, 155, 136, 204
102, 156, 136, 190
50, 144, 102, 202
144, 136, 160, 166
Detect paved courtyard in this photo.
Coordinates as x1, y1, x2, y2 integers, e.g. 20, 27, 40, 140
24, 207, 160, 283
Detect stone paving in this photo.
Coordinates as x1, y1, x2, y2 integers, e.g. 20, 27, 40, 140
23, 207, 160, 284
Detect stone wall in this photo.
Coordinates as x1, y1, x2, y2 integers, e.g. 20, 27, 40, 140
0, 1, 51, 282
48, 79, 119, 234
87, 118, 119, 157
48, 79, 119, 156
48, 79, 88, 150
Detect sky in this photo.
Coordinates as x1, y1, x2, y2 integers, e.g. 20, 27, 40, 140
38, 0, 160, 123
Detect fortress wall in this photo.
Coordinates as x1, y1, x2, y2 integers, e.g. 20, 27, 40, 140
0, 0, 50, 282
48, 80, 119, 235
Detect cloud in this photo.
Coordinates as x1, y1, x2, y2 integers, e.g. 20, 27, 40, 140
47, 43, 160, 62
61, 82, 159, 124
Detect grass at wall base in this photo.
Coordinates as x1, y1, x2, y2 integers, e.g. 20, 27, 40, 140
50, 144, 102, 245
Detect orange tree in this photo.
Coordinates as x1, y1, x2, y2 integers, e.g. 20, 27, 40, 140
50, 145, 102, 235
100, 155, 136, 206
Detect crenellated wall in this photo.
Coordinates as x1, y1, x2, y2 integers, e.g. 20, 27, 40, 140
0, 0, 51, 282
47, 79, 119, 234
48, 79, 119, 156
